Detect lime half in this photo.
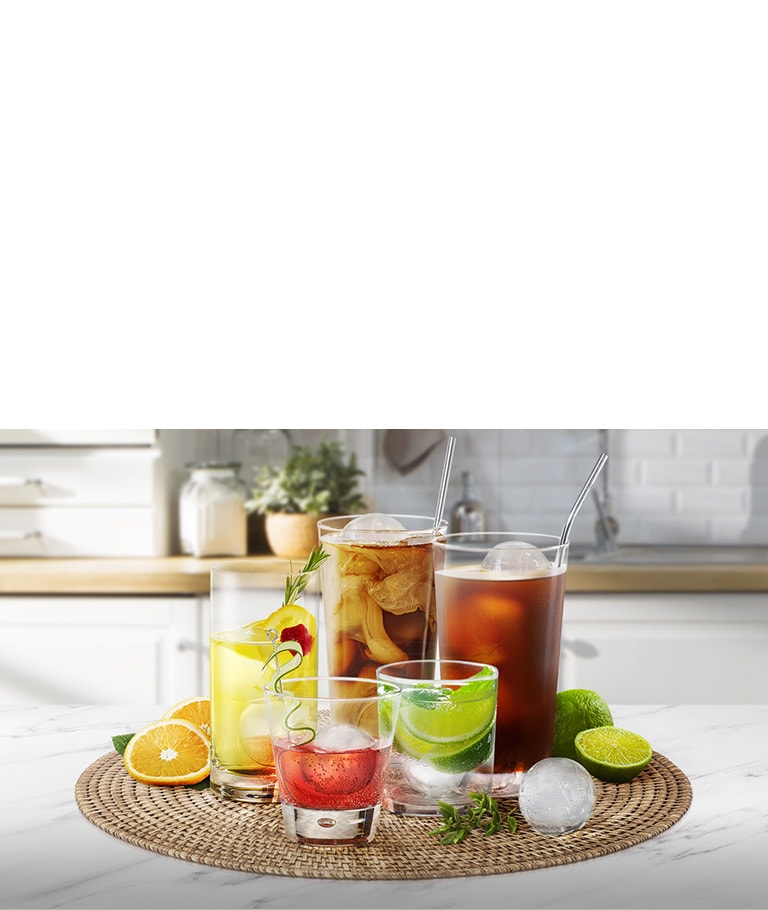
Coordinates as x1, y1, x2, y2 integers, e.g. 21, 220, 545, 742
574, 726, 653, 782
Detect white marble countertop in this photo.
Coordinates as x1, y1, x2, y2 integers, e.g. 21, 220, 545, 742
1, 703, 766, 909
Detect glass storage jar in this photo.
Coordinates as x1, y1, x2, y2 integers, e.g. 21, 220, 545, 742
179, 462, 248, 557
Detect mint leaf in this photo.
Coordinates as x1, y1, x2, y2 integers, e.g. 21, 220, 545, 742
112, 733, 134, 755
187, 777, 210, 790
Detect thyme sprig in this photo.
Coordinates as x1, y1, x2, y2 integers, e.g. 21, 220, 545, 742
283, 545, 329, 605
430, 792, 517, 845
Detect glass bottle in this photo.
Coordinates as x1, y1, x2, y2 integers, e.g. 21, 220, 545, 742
449, 470, 486, 534
179, 462, 248, 557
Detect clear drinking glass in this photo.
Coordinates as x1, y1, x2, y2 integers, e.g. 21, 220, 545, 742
209, 564, 320, 802
433, 532, 569, 797
376, 659, 498, 816
264, 676, 401, 846
317, 513, 447, 679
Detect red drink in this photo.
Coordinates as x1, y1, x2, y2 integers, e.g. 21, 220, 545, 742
273, 738, 391, 809
435, 560, 566, 780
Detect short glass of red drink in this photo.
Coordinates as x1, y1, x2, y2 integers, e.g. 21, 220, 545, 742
264, 676, 401, 846
433, 532, 569, 797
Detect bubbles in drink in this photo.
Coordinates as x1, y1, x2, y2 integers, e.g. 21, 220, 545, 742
518, 757, 596, 836
341, 513, 407, 543
481, 540, 553, 575
313, 723, 375, 752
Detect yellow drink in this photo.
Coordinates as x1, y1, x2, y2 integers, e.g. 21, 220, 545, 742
209, 590, 319, 802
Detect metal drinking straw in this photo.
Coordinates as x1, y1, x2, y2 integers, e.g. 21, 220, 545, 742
557, 452, 608, 566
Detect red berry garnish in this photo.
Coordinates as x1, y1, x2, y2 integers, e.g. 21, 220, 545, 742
280, 623, 313, 655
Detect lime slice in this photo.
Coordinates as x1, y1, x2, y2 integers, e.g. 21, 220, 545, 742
574, 726, 653, 782
552, 689, 614, 762
429, 724, 495, 774
393, 668, 497, 772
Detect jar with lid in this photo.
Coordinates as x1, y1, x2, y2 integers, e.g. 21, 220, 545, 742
179, 462, 248, 557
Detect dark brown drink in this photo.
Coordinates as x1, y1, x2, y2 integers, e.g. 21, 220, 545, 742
433, 532, 568, 796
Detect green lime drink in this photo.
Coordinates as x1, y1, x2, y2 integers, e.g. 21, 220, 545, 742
376, 660, 498, 816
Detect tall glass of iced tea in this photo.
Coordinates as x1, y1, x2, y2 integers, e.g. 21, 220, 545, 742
433, 532, 568, 797
317, 514, 447, 680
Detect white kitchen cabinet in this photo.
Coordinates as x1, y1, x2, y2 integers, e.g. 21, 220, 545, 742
0, 596, 208, 704
560, 593, 768, 704
0, 440, 167, 556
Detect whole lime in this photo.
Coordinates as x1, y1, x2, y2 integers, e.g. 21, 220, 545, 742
552, 689, 614, 761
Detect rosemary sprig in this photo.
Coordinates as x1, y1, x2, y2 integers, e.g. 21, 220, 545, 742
283, 545, 329, 605
430, 792, 517, 845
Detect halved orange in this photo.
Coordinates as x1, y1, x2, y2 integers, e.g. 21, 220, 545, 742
124, 718, 210, 785
162, 696, 211, 737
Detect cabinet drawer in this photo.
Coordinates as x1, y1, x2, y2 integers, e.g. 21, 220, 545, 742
0, 448, 161, 506
0, 507, 161, 556
0, 429, 156, 445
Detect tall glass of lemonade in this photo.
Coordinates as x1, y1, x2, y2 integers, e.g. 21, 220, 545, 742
433, 532, 568, 797
209, 562, 320, 802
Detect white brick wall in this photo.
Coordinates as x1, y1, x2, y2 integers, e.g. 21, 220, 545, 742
200, 428, 768, 550
365, 429, 768, 548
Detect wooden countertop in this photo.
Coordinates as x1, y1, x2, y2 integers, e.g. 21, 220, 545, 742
1, 555, 768, 594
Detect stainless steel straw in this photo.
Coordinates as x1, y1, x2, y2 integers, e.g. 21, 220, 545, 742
557, 452, 608, 565
433, 436, 456, 533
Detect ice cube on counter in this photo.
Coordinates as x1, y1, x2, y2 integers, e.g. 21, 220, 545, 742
481, 540, 553, 574
518, 757, 596, 836
341, 513, 407, 543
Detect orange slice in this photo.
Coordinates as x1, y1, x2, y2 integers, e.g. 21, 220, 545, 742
124, 718, 210, 785
162, 696, 211, 737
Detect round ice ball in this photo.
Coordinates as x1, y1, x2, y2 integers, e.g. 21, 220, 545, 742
481, 540, 552, 574
518, 757, 596, 836
341, 513, 407, 543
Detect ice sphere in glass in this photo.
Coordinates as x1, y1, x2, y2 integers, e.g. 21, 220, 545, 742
481, 540, 552, 574
312, 724, 374, 751
518, 757, 596, 836
341, 513, 407, 543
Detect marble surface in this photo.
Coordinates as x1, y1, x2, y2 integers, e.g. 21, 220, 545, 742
1, 703, 766, 909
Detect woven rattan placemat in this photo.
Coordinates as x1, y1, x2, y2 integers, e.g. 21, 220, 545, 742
75, 750, 692, 880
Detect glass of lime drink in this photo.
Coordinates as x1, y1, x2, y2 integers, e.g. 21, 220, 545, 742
375, 660, 498, 816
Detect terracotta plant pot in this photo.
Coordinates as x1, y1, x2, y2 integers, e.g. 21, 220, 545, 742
264, 512, 328, 561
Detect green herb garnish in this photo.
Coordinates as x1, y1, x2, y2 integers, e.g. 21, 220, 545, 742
112, 733, 134, 755
430, 792, 517, 845
283, 545, 329, 606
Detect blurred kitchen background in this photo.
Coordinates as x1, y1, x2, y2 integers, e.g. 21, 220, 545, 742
168, 428, 768, 555
2, 428, 768, 557
2, 427, 766, 707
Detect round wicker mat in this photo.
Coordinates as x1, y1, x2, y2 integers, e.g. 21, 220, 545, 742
75, 750, 691, 880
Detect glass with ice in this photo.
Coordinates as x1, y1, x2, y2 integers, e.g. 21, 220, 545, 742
433, 532, 569, 797
317, 514, 447, 680
209, 565, 319, 802
376, 659, 498, 816
264, 676, 401, 846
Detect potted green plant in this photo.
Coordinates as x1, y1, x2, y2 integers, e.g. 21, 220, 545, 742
251, 439, 366, 559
